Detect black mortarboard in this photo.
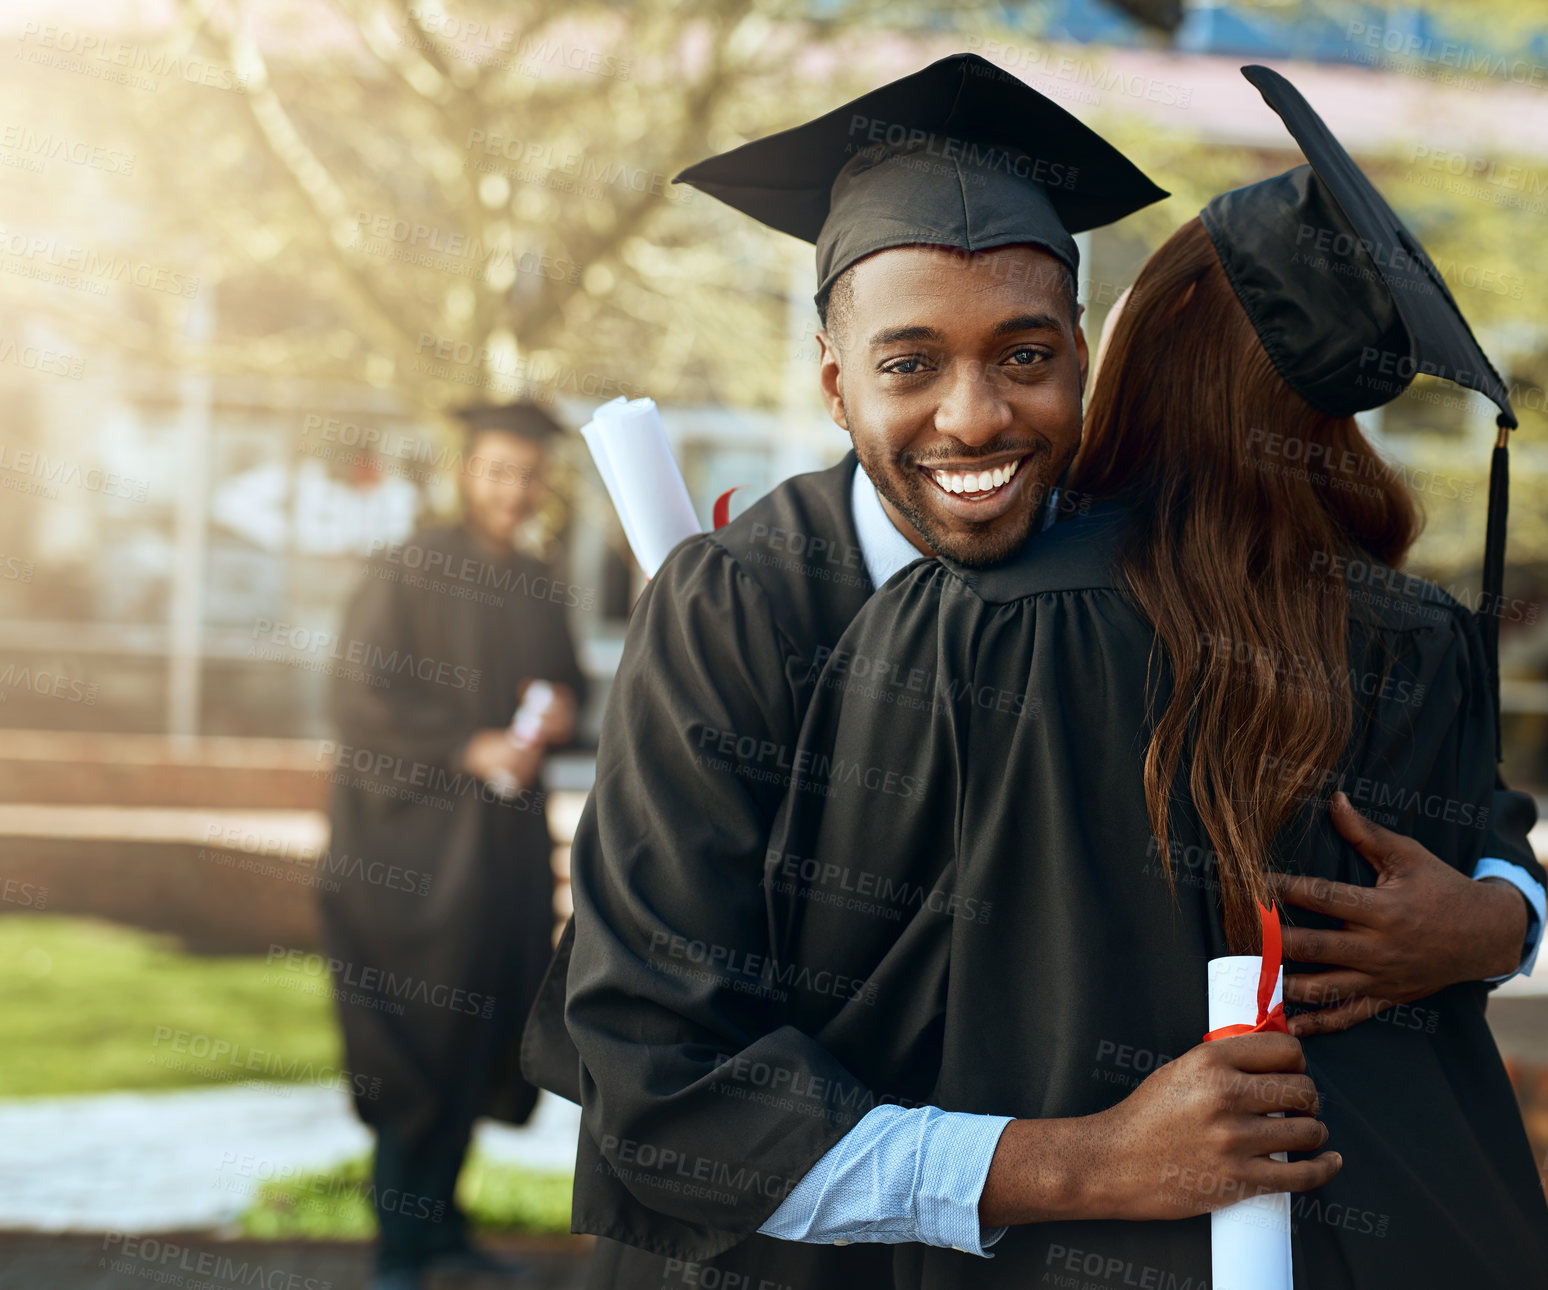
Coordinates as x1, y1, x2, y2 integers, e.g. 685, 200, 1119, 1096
674, 53, 1168, 305
1201, 64, 1518, 752
1200, 65, 1515, 427
452, 402, 564, 442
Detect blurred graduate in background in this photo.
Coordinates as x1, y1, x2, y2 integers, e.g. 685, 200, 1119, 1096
321, 402, 587, 1290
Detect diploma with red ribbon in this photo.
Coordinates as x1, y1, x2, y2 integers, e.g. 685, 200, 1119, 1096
1204, 901, 1289, 1042
579, 397, 700, 579
579, 397, 743, 578
1204, 901, 1294, 1290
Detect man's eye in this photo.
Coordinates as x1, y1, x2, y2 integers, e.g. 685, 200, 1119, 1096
881, 357, 925, 376
1007, 348, 1048, 366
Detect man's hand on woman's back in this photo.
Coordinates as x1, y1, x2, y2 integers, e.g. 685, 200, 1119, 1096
1274, 792, 1530, 1036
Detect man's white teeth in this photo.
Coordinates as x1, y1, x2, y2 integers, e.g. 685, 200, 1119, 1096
930, 456, 1020, 496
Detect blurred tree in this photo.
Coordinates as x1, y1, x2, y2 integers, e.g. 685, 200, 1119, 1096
0, 0, 1045, 473
153, 0, 861, 417
1, 2, 1541, 566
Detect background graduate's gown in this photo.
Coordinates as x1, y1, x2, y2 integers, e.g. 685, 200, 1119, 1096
754, 501, 1548, 1289
321, 523, 587, 1150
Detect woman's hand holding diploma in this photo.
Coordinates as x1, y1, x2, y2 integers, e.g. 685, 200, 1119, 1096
978, 1032, 1340, 1227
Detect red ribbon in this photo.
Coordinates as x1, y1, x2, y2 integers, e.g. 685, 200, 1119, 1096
712, 486, 742, 530
645, 486, 743, 582
1203, 900, 1289, 1041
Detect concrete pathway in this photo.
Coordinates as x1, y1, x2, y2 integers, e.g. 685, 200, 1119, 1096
0, 1085, 580, 1234
0, 1232, 589, 1289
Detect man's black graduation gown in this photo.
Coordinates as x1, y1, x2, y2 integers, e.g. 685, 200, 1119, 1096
537, 470, 1547, 1289
525, 455, 900, 1288
321, 522, 586, 1147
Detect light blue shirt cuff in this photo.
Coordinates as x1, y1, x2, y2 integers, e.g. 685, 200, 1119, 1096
757, 1103, 1012, 1256
1474, 857, 1546, 982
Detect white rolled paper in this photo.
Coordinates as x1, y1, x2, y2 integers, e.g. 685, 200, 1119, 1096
1208, 955, 1294, 1290
579, 396, 702, 579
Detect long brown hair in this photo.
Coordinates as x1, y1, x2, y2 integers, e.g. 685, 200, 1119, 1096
1068, 218, 1421, 952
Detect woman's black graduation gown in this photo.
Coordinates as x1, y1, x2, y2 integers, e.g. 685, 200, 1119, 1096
557, 478, 1546, 1289
753, 502, 1548, 1289
320, 522, 586, 1146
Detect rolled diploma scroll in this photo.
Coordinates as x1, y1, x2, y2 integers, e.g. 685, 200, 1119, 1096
1208, 955, 1294, 1290
579, 396, 702, 579
487, 681, 556, 800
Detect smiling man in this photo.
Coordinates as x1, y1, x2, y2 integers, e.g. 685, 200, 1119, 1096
818, 242, 1086, 569
525, 55, 1546, 1290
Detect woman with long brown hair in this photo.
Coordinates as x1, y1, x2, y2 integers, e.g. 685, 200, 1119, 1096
751, 67, 1548, 1288
1068, 212, 1422, 951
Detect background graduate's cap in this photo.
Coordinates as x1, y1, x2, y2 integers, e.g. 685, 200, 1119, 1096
1201, 64, 1518, 752
675, 52, 1168, 306
451, 402, 565, 443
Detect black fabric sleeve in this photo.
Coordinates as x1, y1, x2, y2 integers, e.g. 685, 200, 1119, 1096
519, 916, 582, 1103
1483, 777, 1545, 888
1358, 609, 1498, 877
564, 539, 873, 1260
1480, 779, 1543, 988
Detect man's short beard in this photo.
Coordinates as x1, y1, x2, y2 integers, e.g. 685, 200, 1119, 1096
857, 436, 1073, 569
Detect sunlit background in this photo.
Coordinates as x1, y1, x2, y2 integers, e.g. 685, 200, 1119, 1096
1, 1, 1546, 1284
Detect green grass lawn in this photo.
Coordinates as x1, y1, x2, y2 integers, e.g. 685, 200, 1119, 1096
240, 1153, 574, 1239
0, 914, 576, 1236
0, 915, 342, 1098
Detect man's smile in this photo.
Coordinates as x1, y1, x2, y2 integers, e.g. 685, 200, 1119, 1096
922, 451, 1026, 496
914, 450, 1036, 523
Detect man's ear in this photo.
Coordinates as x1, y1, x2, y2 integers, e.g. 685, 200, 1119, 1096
816, 331, 848, 431
1074, 306, 1090, 396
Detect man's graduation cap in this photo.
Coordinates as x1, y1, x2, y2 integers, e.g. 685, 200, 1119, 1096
452, 402, 565, 443
1201, 65, 1519, 747
674, 52, 1168, 305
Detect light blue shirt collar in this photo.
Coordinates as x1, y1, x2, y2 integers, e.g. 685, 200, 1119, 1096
850, 462, 928, 591
850, 459, 1061, 592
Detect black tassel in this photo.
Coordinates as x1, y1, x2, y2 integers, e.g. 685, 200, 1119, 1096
1481, 420, 1510, 763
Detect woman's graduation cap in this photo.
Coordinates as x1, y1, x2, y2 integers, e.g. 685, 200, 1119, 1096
1200, 64, 1519, 746
674, 52, 1168, 305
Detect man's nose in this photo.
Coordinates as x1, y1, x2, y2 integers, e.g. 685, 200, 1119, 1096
931, 359, 1013, 447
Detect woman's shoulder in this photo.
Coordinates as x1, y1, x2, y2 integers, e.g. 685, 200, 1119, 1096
1338, 556, 1489, 719
1329, 551, 1476, 639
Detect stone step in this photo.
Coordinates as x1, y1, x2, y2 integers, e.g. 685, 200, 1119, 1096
0, 797, 583, 954
0, 730, 327, 810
